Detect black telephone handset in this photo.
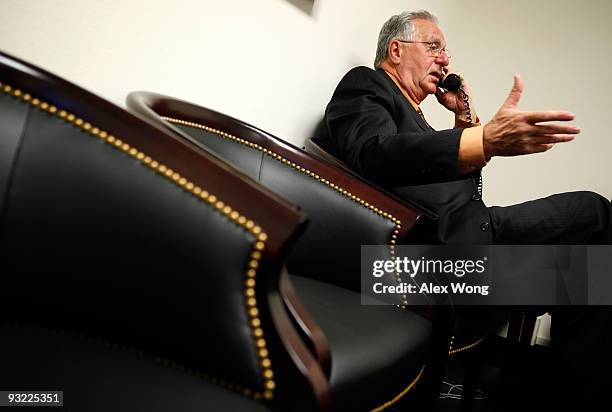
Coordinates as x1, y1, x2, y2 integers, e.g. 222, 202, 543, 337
439, 72, 472, 124
439, 73, 462, 92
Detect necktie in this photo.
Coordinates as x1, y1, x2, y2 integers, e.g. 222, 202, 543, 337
415, 106, 431, 130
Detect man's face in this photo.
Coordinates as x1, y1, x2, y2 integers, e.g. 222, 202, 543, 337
397, 19, 449, 102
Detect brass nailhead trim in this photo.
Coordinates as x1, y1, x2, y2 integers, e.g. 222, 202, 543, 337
369, 365, 426, 412
162, 116, 407, 306
0, 82, 275, 401
448, 335, 487, 356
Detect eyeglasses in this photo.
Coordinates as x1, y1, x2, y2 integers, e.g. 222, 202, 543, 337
397, 40, 451, 58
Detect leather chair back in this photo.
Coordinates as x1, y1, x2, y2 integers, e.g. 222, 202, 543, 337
0, 51, 329, 411
126, 92, 427, 295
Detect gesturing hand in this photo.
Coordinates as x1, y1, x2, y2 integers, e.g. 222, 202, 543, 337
482, 74, 580, 158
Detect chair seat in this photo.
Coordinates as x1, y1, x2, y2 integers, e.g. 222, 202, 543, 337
289, 275, 432, 410
0, 325, 271, 412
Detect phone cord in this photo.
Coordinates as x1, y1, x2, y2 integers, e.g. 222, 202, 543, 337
459, 87, 483, 197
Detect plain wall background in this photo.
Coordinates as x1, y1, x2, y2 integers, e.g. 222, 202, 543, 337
1, 0, 609, 349
446, 0, 612, 207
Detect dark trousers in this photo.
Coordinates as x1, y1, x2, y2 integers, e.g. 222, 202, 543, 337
489, 191, 611, 245
489, 191, 612, 407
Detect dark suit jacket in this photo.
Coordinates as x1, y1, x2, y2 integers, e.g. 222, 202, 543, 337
313, 66, 493, 244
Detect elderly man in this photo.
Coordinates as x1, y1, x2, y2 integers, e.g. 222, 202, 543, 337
313, 9, 611, 408
314, 10, 610, 245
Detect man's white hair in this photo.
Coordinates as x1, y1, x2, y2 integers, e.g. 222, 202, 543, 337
374, 10, 439, 68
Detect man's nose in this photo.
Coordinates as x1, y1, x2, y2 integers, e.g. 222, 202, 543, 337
435, 52, 450, 66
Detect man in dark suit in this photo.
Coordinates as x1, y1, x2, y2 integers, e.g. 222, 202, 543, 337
313, 10, 610, 246
313, 9, 611, 408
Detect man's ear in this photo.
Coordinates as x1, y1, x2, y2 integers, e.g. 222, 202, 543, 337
387, 40, 402, 64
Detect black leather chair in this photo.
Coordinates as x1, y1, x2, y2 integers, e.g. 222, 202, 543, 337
0, 51, 330, 412
126, 92, 449, 411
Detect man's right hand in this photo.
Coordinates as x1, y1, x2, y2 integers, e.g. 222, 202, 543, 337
482, 74, 580, 158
